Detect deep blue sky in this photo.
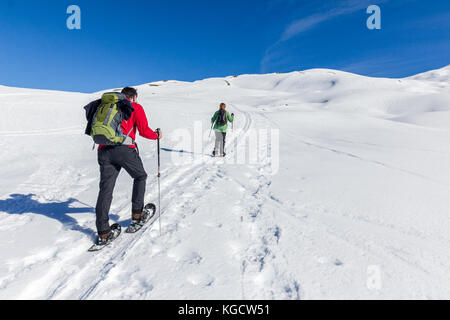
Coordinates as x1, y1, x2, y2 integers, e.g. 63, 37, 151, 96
0, 0, 448, 92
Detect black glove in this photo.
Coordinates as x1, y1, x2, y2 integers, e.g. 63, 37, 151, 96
231, 113, 235, 117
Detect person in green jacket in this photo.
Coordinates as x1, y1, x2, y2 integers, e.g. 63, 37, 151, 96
211, 103, 234, 157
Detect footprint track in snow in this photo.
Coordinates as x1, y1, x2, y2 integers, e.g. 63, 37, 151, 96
47, 117, 248, 299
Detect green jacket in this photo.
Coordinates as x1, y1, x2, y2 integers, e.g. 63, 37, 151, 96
211, 110, 234, 133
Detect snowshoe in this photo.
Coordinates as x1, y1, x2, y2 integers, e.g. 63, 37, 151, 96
125, 203, 156, 233
88, 223, 121, 252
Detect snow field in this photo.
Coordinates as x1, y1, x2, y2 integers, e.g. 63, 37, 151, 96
0, 65, 450, 299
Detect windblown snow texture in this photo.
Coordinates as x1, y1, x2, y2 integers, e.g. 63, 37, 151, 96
0, 65, 449, 299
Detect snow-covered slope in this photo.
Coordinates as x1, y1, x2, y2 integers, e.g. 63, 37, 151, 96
408, 65, 450, 83
0, 65, 450, 299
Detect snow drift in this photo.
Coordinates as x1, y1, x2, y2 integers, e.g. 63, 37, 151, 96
0, 65, 450, 299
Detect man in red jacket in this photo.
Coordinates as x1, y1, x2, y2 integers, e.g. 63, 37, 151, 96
95, 87, 162, 243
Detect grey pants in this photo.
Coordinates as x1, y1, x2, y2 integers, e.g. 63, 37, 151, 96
214, 131, 226, 155
95, 146, 147, 236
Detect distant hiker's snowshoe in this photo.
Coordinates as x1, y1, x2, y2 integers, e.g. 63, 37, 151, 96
88, 223, 121, 252
125, 203, 156, 233
212, 150, 226, 158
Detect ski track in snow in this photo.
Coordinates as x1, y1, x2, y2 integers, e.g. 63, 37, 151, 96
2, 66, 450, 299
14, 104, 304, 300
4, 104, 251, 299
73, 105, 303, 300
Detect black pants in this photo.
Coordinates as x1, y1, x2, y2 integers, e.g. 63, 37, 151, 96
95, 146, 147, 235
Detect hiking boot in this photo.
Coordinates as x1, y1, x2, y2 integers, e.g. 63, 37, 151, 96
99, 230, 112, 240
97, 227, 119, 246
90, 224, 121, 251
222, 152, 226, 157
132, 210, 151, 225
126, 204, 156, 234
212, 150, 216, 157
132, 211, 146, 222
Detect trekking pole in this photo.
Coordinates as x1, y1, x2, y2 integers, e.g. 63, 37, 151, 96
209, 121, 216, 138
209, 123, 213, 138
232, 113, 234, 132
156, 128, 161, 236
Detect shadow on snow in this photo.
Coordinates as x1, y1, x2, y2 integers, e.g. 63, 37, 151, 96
161, 147, 212, 157
0, 193, 120, 240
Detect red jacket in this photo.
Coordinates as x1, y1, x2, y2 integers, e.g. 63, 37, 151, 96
99, 101, 158, 149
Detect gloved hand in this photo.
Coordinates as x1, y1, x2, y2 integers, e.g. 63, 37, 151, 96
231, 113, 234, 117
156, 128, 162, 139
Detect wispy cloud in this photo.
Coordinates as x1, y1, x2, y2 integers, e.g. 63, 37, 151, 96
261, 0, 388, 73
281, 0, 370, 42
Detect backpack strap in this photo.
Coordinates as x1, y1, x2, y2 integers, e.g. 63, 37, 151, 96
121, 126, 135, 146
103, 104, 115, 125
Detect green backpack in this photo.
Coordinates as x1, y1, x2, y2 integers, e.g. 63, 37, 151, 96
91, 92, 133, 146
